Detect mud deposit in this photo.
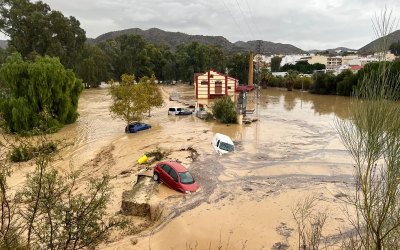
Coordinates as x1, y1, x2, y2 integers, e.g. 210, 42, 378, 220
10, 85, 356, 249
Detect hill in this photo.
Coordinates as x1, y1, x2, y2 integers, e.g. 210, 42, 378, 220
88, 27, 304, 55
358, 30, 400, 52
88, 27, 245, 54
233, 40, 304, 55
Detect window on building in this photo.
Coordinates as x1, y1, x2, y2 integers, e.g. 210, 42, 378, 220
210, 74, 214, 78
215, 81, 222, 86
228, 87, 232, 89
201, 81, 208, 85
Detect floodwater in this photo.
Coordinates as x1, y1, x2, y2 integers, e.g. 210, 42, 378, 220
9, 84, 355, 249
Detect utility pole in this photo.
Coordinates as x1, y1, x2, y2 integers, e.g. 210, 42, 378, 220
255, 40, 262, 99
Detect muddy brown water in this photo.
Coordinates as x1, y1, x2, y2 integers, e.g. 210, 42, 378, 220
9, 85, 355, 249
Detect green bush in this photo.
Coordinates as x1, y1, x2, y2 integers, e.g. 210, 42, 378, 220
9, 146, 34, 163
9, 142, 58, 163
268, 77, 285, 88
204, 113, 214, 122
211, 96, 238, 124
293, 78, 312, 90
337, 74, 359, 96
145, 146, 165, 161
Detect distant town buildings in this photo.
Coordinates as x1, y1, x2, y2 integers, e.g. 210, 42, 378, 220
253, 50, 397, 75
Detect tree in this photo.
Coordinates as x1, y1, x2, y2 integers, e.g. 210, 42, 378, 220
389, 41, 400, 56
335, 10, 400, 250
228, 52, 251, 85
0, 0, 86, 70
211, 96, 238, 124
260, 65, 272, 89
285, 70, 298, 91
138, 75, 164, 117
271, 56, 282, 72
336, 74, 358, 96
176, 41, 212, 84
0, 46, 8, 65
208, 44, 226, 73
109, 74, 147, 125
114, 34, 154, 81
0, 53, 83, 133
0, 114, 127, 249
76, 44, 111, 88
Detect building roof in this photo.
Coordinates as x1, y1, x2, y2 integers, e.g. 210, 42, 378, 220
350, 66, 363, 70
195, 69, 239, 81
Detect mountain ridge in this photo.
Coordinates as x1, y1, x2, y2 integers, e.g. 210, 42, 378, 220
358, 30, 400, 52
87, 27, 304, 55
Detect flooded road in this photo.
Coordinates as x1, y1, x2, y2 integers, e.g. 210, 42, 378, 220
10, 85, 355, 249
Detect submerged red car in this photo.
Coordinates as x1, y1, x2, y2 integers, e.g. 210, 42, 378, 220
153, 161, 198, 194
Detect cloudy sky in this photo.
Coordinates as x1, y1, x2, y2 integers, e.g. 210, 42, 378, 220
6, 0, 400, 50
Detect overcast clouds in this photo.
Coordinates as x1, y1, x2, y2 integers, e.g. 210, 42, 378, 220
6, 0, 400, 50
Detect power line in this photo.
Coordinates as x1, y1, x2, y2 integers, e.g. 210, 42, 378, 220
245, 0, 263, 40
221, 0, 248, 41
235, 0, 256, 40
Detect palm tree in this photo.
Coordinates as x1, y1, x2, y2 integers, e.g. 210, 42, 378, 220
285, 70, 299, 91
260, 65, 272, 89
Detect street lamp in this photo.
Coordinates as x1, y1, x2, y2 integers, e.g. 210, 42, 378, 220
301, 75, 304, 91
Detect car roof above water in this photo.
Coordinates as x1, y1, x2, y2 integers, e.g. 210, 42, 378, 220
162, 161, 188, 173
214, 133, 234, 144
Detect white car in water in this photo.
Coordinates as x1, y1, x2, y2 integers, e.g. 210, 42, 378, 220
211, 133, 235, 154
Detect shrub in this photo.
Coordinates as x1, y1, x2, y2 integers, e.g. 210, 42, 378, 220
211, 96, 238, 124
337, 74, 358, 96
267, 77, 285, 88
145, 146, 165, 161
9, 146, 34, 163
9, 141, 58, 163
293, 78, 312, 90
204, 113, 214, 122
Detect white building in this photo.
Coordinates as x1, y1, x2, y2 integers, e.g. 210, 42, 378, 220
280, 55, 307, 66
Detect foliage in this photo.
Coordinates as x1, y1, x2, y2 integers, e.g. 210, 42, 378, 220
211, 96, 238, 124
145, 146, 166, 161
138, 75, 164, 117
336, 74, 358, 96
291, 194, 328, 250
0, 46, 8, 65
308, 72, 340, 95
0, 53, 83, 133
9, 141, 57, 163
389, 41, 400, 56
281, 61, 326, 74
176, 41, 226, 84
0, 0, 86, 70
293, 77, 312, 90
271, 56, 282, 72
76, 44, 111, 88
228, 52, 251, 86
267, 77, 285, 88
260, 65, 272, 80
0, 114, 127, 249
109, 74, 147, 125
335, 10, 400, 250
284, 70, 299, 91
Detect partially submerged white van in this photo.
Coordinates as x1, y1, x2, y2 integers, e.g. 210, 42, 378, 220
168, 107, 183, 115
212, 133, 235, 154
